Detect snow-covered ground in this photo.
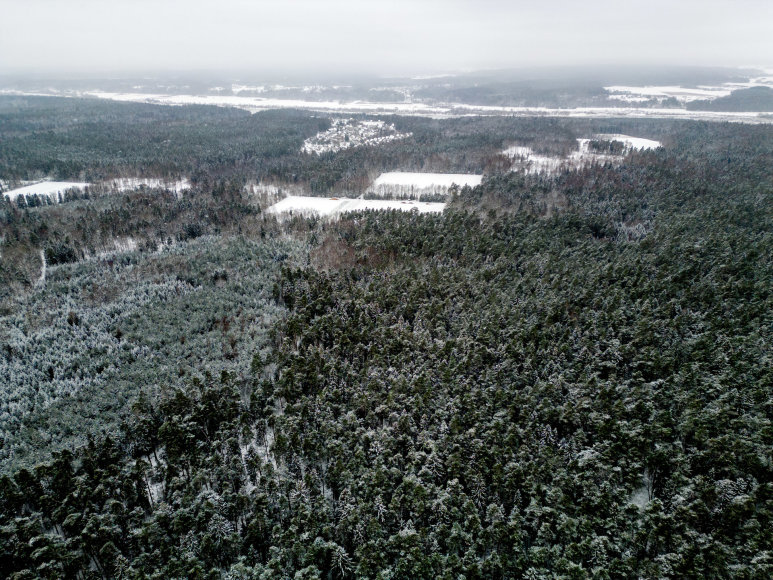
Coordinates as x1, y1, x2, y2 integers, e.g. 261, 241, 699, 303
3, 177, 191, 201
4, 89, 771, 123
3, 178, 191, 203
266, 195, 445, 219
503, 146, 567, 175
302, 119, 411, 154
231, 83, 351, 95
593, 134, 661, 150
504, 134, 662, 175
370, 172, 482, 198
605, 72, 773, 104
37, 250, 46, 287
3, 181, 90, 201
104, 177, 190, 198
373, 172, 482, 188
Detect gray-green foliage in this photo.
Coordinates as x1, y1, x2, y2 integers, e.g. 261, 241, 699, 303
0, 234, 306, 472
1, 104, 771, 579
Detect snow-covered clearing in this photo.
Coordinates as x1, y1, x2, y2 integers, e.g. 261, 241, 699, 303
504, 134, 661, 175
4, 181, 89, 201
4, 178, 191, 202
373, 172, 482, 188
605, 85, 734, 104
231, 83, 351, 95
105, 177, 190, 197
302, 119, 411, 154
605, 73, 773, 105
594, 134, 661, 150
502, 147, 567, 175
267, 195, 445, 219
4, 178, 192, 204
37, 250, 46, 287
370, 172, 482, 198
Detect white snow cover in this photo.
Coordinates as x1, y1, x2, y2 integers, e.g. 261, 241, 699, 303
4, 178, 191, 202
606, 73, 773, 105
594, 134, 661, 150
504, 134, 662, 175
232, 84, 269, 94
266, 196, 445, 218
605, 85, 735, 103
37, 250, 46, 286
3, 88, 771, 123
302, 119, 411, 154
4, 181, 89, 201
373, 172, 482, 188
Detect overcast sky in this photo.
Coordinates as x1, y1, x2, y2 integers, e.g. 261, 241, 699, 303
1, 0, 771, 76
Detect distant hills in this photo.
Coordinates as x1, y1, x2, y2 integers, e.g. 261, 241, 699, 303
688, 86, 773, 112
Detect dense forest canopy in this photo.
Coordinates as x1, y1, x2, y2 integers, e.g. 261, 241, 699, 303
687, 86, 773, 112
0, 96, 771, 578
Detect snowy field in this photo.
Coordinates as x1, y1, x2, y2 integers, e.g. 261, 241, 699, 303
4, 89, 771, 124
266, 195, 445, 218
502, 147, 567, 175
504, 134, 662, 175
3, 181, 89, 201
373, 172, 482, 188
84, 91, 773, 123
605, 71, 773, 105
593, 134, 661, 150
370, 172, 482, 198
605, 85, 735, 104
4, 178, 191, 203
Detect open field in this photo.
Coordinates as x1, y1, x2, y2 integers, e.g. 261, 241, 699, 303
3, 181, 89, 201
4, 178, 191, 203
266, 195, 446, 217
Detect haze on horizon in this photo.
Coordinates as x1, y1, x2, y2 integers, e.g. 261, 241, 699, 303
1, 0, 772, 78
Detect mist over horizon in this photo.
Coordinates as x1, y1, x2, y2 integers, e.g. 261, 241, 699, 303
2, 0, 772, 79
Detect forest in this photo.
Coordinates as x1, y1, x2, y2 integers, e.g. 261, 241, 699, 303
0, 95, 771, 578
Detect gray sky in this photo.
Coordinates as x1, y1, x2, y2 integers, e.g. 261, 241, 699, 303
1, 0, 771, 76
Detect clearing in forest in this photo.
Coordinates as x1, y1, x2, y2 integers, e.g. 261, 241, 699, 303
266, 195, 445, 218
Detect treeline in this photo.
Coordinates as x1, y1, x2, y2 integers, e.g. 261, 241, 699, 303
687, 87, 773, 112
